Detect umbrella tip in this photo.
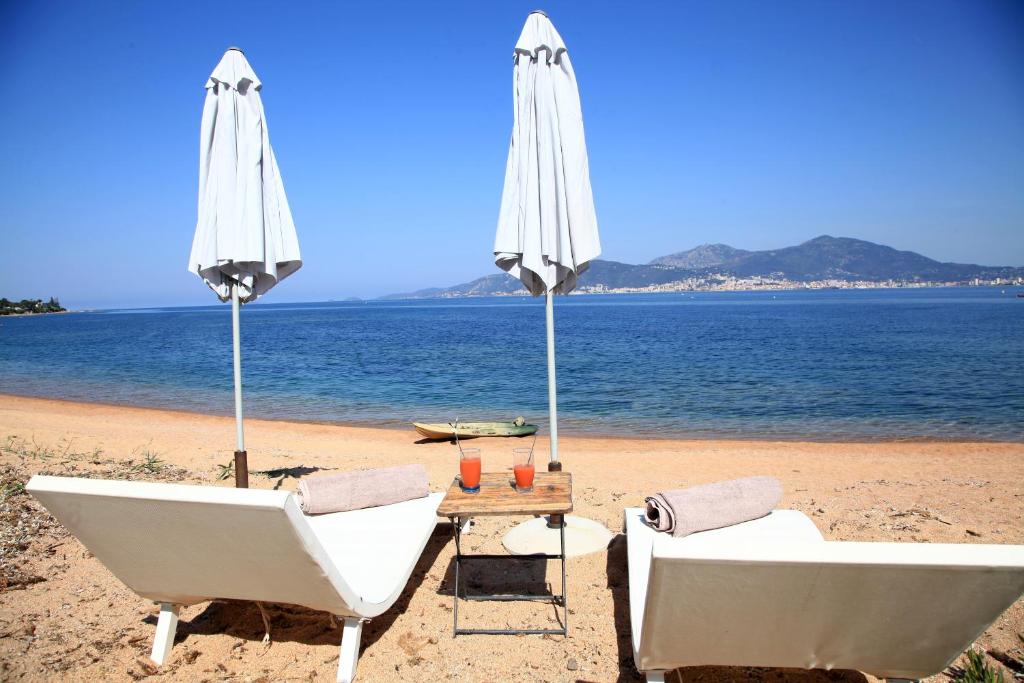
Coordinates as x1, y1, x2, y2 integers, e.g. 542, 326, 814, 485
226, 46, 244, 54
530, 9, 549, 17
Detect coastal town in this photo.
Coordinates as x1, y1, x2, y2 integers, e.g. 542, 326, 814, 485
443, 274, 1024, 298
574, 274, 1024, 295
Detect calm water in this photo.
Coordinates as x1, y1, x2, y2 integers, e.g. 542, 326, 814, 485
1, 289, 1022, 441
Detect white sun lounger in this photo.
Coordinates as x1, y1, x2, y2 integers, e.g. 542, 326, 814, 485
27, 475, 443, 683
625, 508, 1024, 682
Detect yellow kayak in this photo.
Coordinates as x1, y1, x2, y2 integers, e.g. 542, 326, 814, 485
413, 420, 538, 440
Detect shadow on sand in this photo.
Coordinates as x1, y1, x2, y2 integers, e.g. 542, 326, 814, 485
156, 524, 450, 655
434, 554, 550, 598
248, 464, 337, 490
606, 532, 643, 682
433, 550, 565, 631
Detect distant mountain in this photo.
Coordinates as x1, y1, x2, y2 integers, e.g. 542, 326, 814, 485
578, 259, 702, 288
381, 260, 704, 299
650, 243, 751, 269
384, 236, 1023, 298
723, 235, 1007, 281
380, 273, 526, 299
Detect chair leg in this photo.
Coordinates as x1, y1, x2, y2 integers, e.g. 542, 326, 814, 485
337, 617, 364, 683
646, 671, 668, 683
150, 603, 180, 665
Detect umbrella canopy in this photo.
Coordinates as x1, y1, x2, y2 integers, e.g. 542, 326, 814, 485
187, 48, 300, 487
494, 11, 600, 296
188, 48, 301, 303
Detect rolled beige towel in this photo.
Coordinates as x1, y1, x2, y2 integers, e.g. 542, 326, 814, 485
298, 464, 429, 515
644, 476, 782, 537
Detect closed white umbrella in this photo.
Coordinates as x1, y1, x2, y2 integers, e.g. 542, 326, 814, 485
496, 12, 612, 557
495, 10, 601, 468
188, 48, 301, 487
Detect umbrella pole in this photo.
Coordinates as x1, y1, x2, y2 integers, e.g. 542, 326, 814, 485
545, 290, 559, 467
232, 283, 248, 488
545, 290, 565, 530
504, 290, 614, 553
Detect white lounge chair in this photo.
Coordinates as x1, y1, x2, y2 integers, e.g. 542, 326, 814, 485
27, 475, 443, 683
625, 508, 1024, 683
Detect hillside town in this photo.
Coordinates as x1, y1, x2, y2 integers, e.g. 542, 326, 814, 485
574, 274, 1024, 295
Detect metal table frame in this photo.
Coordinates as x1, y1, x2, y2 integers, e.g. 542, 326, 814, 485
448, 514, 567, 637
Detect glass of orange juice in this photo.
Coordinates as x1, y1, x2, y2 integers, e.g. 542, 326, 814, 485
459, 448, 481, 493
512, 448, 534, 493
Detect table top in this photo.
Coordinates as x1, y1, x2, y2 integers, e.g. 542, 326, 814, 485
437, 471, 573, 517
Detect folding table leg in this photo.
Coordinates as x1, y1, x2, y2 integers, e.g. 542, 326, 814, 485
150, 603, 180, 665
337, 617, 363, 683
452, 515, 462, 636
560, 518, 567, 633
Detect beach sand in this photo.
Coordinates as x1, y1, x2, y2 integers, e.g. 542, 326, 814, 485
0, 393, 1021, 682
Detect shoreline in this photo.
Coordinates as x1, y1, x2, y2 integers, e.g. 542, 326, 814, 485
387, 282, 1024, 300
4, 284, 1021, 316
1, 393, 1022, 681
0, 310, 75, 318
1, 392, 1018, 445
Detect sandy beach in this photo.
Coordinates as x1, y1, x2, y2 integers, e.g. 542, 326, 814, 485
0, 393, 1021, 682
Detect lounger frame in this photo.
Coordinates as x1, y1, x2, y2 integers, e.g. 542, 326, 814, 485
625, 508, 1024, 682
28, 475, 442, 682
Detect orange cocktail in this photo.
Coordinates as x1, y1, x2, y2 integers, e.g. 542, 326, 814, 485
513, 464, 535, 490
460, 448, 481, 493
513, 448, 534, 493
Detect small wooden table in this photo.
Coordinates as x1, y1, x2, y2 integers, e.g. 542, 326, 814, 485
437, 471, 572, 637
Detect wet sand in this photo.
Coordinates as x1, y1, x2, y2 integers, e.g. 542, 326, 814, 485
0, 394, 1021, 681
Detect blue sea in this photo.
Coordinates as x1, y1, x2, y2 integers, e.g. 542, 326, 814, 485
1, 288, 1022, 442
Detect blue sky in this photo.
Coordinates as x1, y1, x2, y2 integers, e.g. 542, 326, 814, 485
1, 0, 1022, 308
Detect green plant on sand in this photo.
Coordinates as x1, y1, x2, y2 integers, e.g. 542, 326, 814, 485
1, 435, 190, 483
132, 451, 165, 474
216, 459, 234, 481
953, 648, 1006, 683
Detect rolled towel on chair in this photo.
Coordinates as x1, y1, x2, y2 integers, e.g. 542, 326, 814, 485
644, 476, 782, 537
298, 464, 429, 515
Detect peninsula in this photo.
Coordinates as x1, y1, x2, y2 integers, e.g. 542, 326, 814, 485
0, 297, 66, 316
